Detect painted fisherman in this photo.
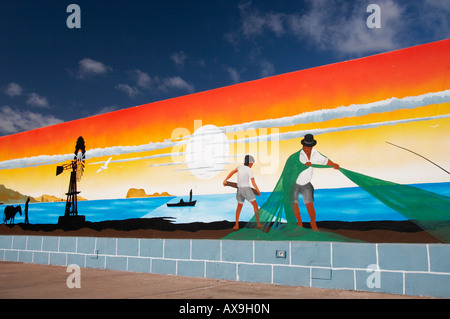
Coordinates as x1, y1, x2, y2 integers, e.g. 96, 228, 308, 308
293, 134, 339, 230
24, 197, 30, 224
223, 155, 262, 230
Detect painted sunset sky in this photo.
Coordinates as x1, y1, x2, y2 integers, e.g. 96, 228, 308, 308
0, 39, 449, 200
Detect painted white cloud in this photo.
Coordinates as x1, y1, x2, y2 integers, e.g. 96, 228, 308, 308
89, 152, 183, 165
221, 89, 450, 133
233, 114, 450, 145
1, 89, 448, 169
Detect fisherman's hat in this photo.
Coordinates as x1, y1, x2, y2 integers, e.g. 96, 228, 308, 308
301, 134, 317, 147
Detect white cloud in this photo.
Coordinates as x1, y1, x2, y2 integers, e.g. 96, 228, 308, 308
4, 82, 23, 97
229, 0, 419, 56
158, 76, 195, 93
259, 59, 275, 78
76, 58, 112, 79
0, 105, 63, 136
26, 93, 49, 108
134, 69, 152, 89
287, 0, 405, 55
93, 105, 119, 116
425, 0, 450, 11
170, 51, 188, 67
115, 69, 152, 97
239, 4, 267, 36
336, 1, 404, 55
226, 67, 241, 84
238, 2, 286, 38
4, 83, 50, 110
419, 0, 450, 38
115, 83, 140, 98
116, 69, 195, 97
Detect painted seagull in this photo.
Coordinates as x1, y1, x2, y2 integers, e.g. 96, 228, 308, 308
96, 157, 112, 173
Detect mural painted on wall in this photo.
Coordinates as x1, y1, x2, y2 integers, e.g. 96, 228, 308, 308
1, 40, 449, 242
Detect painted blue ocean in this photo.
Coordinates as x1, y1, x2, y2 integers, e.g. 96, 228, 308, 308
1, 182, 449, 225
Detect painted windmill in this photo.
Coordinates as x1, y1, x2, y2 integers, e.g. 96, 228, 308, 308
56, 136, 86, 223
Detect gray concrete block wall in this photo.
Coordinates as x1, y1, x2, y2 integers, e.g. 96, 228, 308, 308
0, 235, 449, 298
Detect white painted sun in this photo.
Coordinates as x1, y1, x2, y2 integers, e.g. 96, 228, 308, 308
185, 125, 229, 180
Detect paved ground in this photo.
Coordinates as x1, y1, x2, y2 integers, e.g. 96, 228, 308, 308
0, 261, 429, 300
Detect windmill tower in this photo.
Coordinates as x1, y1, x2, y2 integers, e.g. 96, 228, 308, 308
56, 136, 86, 225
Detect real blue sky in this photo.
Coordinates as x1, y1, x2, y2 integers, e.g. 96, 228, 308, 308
0, 0, 449, 136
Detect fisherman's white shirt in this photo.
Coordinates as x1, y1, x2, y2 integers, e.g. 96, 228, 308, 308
296, 149, 328, 185
237, 165, 254, 188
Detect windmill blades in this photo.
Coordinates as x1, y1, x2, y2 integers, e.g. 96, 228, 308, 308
76, 160, 85, 181
75, 148, 86, 181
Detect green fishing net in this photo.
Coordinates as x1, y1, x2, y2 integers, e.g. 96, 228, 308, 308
223, 150, 450, 242
339, 168, 450, 243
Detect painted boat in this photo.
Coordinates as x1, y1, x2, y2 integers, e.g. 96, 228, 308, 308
167, 199, 197, 207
